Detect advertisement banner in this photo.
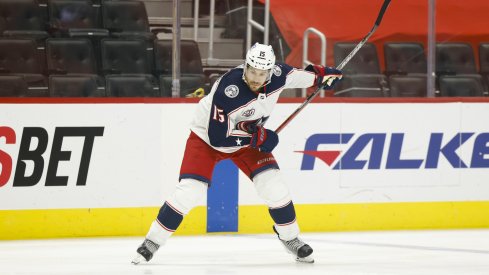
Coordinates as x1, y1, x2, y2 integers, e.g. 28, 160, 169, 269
0, 104, 193, 210
1, 100, 489, 238
240, 102, 489, 204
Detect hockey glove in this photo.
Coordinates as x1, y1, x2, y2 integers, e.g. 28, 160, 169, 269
250, 126, 279, 153
307, 64, 343, 90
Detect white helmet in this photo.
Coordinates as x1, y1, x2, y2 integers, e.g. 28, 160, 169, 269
245, 43, 276, 70
243, 43, 276, 89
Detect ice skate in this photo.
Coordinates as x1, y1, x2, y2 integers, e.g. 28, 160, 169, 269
131, 238, 160, 265
273, 226, 314, 263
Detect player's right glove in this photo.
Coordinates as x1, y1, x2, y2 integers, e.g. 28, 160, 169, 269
250, 126, 279, 153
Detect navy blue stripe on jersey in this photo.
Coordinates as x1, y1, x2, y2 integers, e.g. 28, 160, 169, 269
268, 200, 296, 225
250, 163, 280, 179
179, 173, 211, 185
157, 202, 184, 232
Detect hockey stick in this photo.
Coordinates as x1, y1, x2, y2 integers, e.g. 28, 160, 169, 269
275, 0, 392, 134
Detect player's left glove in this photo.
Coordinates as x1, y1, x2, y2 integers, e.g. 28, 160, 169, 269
307, 64, 343, 90
250, 126, 279, 153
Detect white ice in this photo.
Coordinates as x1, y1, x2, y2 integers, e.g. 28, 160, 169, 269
1, 229, 489, 275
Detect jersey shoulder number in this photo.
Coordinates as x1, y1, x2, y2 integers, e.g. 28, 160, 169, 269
212, 105, 225, 123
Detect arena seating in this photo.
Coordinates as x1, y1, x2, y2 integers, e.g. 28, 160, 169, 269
479, 43, 489, 88
0, 38, 47, 96
334, 43, 381, 75
0, 0, 488, 97
46, 37, 103, 97
333, 42, 390, 97
436, 43, 477, 75
434, 43, 487, 96
46, 38, 98, 74
101, 38, 159, 96
49, 74, 104, 97
0, 0, 181, 97
439, 75, 486, 97
383, 43, 428, 97
334, 74, 389, 97
154, 39, 206, 97
0, 0, 49, 42
333, 41, 488, 97
388, 75, 427, 97
105, 74, 159, 97
0, 75, 29, 97
101, 0, 155, 42
384, 43, 427, 75
47, 0, 103, 37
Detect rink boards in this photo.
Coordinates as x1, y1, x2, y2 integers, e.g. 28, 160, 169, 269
1, 98, 489, 239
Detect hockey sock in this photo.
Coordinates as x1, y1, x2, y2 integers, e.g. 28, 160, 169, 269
269, 201, 296, 226
156, 202, 184, 232
269, 201, 301, 241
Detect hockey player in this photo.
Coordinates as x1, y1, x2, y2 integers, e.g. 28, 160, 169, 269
132, 43, 342, 264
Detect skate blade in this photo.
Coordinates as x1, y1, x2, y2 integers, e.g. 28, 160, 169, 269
296, 256, 314, 263
131, 254, 144, 265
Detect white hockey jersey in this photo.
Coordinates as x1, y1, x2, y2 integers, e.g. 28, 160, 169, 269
190, 63, 317, 153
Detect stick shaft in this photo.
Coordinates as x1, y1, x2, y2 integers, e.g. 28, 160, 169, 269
275, 0, 391, 134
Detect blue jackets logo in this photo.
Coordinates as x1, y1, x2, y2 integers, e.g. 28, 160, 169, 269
297, 133, 489, 170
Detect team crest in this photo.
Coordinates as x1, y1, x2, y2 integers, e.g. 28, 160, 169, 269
273, 65, 282, 76
225, 85, 239, 98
